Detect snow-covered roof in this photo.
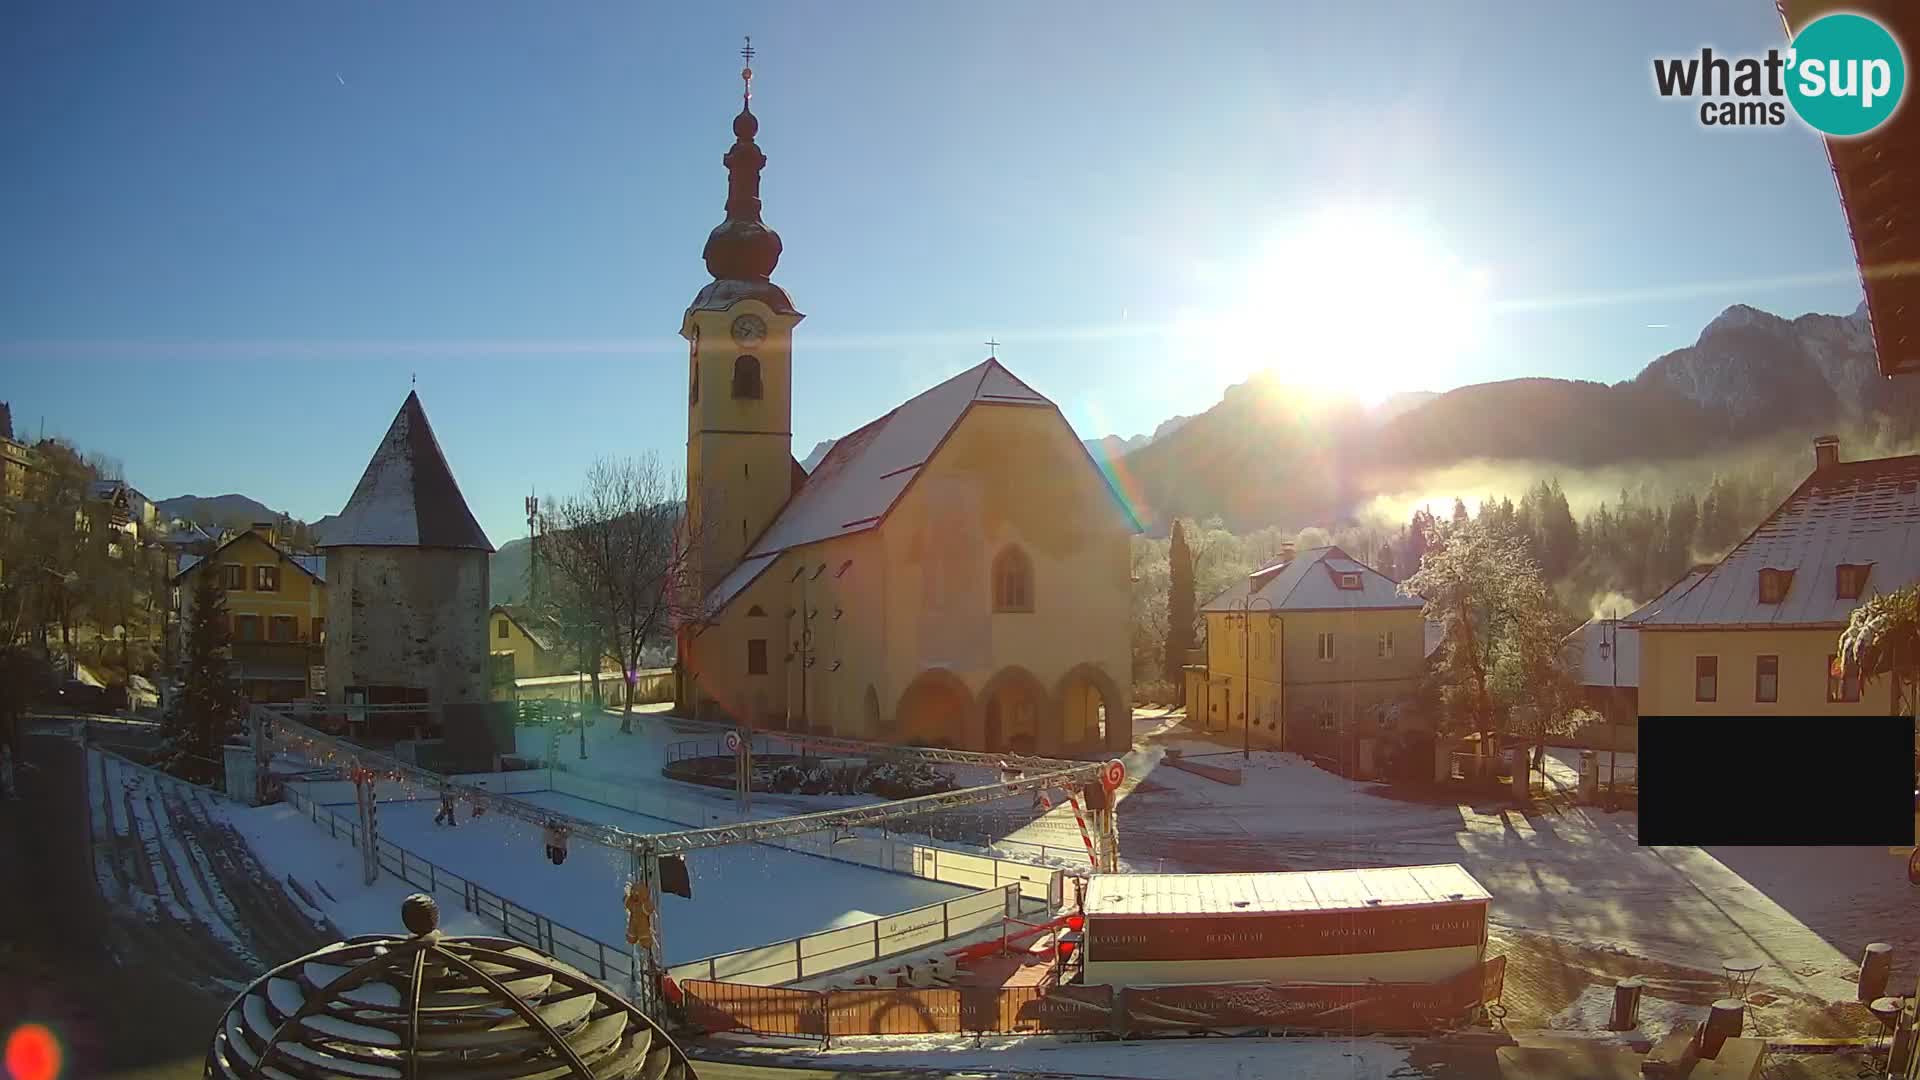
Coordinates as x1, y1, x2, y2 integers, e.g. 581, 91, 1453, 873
1200, 546, 1423, 614
321, 391, 493, 551
492, 604, 559, 652
1084, 864, 1489, 919
705, 358, 1126, 612
1562, 568, 1710, 686
1628, 454, 1920, 629
174, 538, 326, 584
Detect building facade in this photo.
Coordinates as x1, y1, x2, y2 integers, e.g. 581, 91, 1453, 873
174, 525, 327, 702
675, 67, 1136, 756
1189, 546, 1431, 775
1630, 437, 1914, 716
321, 391, 494, 724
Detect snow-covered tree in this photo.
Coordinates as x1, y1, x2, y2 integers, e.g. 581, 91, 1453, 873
1401, 515, 1568, 759
1838, 583, 1920, 721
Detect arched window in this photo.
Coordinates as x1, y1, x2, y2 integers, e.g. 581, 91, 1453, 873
732, 355, 763, 399
991, 545, 1034, 612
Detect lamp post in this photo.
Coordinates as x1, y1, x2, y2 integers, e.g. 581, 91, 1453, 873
1599, 611, 1619, 808
1231, 596, 1274, 760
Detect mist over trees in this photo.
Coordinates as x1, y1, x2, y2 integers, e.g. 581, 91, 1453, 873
1131, 457, 1809, 688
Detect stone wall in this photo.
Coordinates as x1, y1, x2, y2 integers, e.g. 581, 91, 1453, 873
324, 546, 489, 706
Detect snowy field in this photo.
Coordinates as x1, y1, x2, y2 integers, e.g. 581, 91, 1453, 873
307, 788, 968, 965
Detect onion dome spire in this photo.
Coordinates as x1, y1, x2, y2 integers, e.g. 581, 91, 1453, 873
702, 36, 783, 282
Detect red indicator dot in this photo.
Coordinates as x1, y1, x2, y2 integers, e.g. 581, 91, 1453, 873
5, 1023, 62, 1080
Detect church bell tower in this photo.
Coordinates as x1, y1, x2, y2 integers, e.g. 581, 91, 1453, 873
683, 37, 802, 605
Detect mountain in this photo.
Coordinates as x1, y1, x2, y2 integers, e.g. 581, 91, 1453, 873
155, 493, 288, 531
489, 536, 533, 605
800, 439, 836, 472
1112, 300, 1907, 534
1083, 414, 1194, 461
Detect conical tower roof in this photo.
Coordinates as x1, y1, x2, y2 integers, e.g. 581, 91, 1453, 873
321, 391, 494, 551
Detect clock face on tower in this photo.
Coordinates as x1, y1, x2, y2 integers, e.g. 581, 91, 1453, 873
730, 314, 767, 347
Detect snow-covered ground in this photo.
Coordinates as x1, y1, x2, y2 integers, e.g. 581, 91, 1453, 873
304, 788, 967, 965
715, 1033, 1423, 1079
214, 798, 494, 940
1111, 729, 1912, 1005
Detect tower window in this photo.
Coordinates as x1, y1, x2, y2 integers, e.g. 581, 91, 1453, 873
732, 355, 763, 399
747, 638, 768, 676
690, 358, 700, 405
498, 619, 510, 639
992, 545, 1034, 612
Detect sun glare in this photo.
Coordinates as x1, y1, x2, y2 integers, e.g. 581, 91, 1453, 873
1185, 206, 1492, 406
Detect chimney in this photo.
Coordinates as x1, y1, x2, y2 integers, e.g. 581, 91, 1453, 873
251, 520, 278, 548
1813, 435, 1840, 472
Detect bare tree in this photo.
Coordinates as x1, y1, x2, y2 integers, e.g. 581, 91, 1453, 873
537, 456, 705, 735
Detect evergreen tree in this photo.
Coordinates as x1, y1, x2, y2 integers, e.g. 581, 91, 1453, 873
1451, 498, 1471, 526
161, 569, 242, 785
1165, 519, 1197, 686
1538, 479, 1579, 581
1375, 541, 1397, 581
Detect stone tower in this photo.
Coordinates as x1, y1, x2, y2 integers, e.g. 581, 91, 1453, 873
321, 391, 495, 715
681, 42, 804, 606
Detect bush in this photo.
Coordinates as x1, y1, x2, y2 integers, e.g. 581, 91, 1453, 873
1132, 680, 1181, 708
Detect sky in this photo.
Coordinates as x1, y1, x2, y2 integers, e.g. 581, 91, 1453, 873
0, 1, 1873, 548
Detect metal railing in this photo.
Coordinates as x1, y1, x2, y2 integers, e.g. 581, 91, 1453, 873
279, 782, 639, 987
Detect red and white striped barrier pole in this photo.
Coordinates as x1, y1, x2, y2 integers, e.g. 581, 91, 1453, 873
1066, 791, 1099, 870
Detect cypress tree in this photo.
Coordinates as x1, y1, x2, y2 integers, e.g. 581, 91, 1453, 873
1165, 519, 1196, 687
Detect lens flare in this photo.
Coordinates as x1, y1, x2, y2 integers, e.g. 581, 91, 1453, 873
5, 1023, 62, 1080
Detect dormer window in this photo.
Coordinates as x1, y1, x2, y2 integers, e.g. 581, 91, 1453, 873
732, 355, 763, 400
1336, 572, 1363, 591
1836, 563, 1871, 600
1757, 568, 1793, 604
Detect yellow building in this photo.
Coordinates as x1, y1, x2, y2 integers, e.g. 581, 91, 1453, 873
1189, 546, 1431, 774
1630, 437, 1913, 717
174, 525, 327, 701
489, 604, 570, 684
674, 69, 1137, 756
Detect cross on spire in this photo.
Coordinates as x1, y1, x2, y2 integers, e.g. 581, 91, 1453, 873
985, 338, 1001, 359
740, 36, 754, 108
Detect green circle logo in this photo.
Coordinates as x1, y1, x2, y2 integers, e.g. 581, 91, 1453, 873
1786, 13, 1906, 137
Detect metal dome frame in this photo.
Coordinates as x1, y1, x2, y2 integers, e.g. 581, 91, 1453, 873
206, 897, 696, 1080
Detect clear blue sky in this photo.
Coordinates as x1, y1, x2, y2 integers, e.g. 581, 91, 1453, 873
0, 1, 1870, 547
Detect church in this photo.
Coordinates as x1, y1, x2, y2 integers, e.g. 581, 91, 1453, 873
674, 50, 1136, 757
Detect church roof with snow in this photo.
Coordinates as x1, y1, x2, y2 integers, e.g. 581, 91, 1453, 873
320, 391, 494, 552
705, 357, 1136, 611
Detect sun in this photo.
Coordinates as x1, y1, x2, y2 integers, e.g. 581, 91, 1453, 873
1182, 206, 1492, 406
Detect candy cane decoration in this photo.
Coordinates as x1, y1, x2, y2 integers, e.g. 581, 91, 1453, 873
1066, 790, 1099, 870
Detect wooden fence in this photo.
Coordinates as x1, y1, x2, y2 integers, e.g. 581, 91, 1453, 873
683, 955, 1505, 1042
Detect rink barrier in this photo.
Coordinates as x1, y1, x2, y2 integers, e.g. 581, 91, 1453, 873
280, 779, 1045, 991
662, 884, 1022, 987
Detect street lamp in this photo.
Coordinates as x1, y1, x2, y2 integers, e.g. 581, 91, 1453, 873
1598, 612, 1620, 808
1230, 595, 1275, 760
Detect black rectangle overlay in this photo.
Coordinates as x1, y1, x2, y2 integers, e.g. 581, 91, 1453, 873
1637, 716, 1914, 846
